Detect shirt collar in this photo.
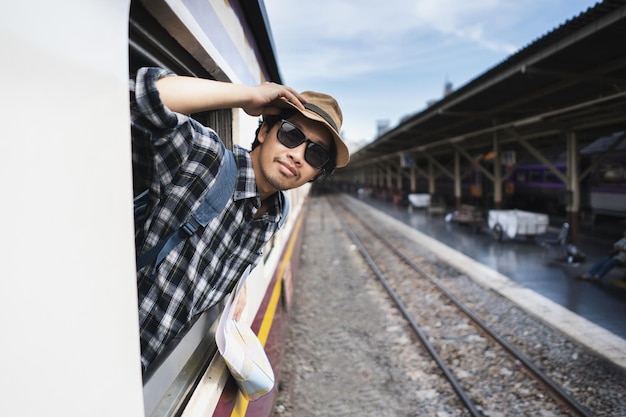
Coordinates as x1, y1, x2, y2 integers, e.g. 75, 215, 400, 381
232, 145, 288, 225
232, 145, 259, 201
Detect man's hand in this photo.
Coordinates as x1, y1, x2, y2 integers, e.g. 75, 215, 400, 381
242, 82, 306, 117
233, 281, 248, 321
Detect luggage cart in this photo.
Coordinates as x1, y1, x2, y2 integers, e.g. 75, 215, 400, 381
488, 209, 549, 241
408, 193, 447, 216
407, 193, 430, 212
445, 204, 484, 233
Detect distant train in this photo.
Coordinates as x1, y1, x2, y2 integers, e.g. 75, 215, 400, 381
505, 161, 582, 214
509, 134, 626, 221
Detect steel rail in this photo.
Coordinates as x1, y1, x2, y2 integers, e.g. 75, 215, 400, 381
336, 197, 595, 417
336, 213, 483, 417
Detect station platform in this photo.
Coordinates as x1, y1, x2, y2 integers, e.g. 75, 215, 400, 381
351, 193, 626, 343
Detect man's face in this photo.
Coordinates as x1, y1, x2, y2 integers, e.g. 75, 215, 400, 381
252, 113, 332, 198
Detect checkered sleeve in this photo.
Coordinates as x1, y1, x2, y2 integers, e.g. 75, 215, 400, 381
131, 67, 179, 130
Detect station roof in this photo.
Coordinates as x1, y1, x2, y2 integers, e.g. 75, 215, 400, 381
345, 0, 626, 170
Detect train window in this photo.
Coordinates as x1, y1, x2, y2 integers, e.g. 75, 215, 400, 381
128, 3, 294, 415
129, 2, 234, 414
528, 170, 541, 183
544, 171, 557, 184
598, 163, 624, 184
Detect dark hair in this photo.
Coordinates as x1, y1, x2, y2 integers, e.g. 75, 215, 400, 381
251, 111, 337, 181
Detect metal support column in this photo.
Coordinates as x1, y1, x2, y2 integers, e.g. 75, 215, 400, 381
454, 149, 461, 209
386, 164, 393, 200
397, 164, 403, 191
428, 159, 435, 195
493, 133, 502, 209
567, 131, 580, 246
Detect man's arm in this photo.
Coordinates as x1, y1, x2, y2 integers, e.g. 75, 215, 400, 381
155, 75, 306, 117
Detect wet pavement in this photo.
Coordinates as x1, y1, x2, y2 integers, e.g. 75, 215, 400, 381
355, 194, 626, 341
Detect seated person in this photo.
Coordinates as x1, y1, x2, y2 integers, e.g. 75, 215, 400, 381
577, 229, 626, 282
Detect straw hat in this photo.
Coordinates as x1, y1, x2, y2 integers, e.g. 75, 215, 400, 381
280, 91, 349, 168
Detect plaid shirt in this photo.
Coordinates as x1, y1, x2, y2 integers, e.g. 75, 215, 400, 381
131, 68, 287, 370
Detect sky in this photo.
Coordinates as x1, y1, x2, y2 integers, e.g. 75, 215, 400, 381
264, 0, 601, 152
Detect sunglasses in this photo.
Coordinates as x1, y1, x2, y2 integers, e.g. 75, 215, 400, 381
277, 120, 330, 170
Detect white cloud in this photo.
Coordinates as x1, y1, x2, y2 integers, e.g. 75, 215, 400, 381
265, 0, 522, 85
264, 0, 600, 144
413, 0, 518, 53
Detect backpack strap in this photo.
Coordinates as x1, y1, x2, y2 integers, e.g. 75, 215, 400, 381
136, 150, 237, 274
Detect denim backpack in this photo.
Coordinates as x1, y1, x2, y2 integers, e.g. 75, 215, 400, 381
135, 149, 237, 275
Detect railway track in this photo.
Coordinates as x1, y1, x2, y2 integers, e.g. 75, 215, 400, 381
332, 195, 594, 417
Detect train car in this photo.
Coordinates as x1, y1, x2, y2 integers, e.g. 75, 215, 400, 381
588, 153, 626, 218
582, 132, 626, 220
507, 162, 572, 213
506, 132, 626, 220
2, 1, 306, 417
